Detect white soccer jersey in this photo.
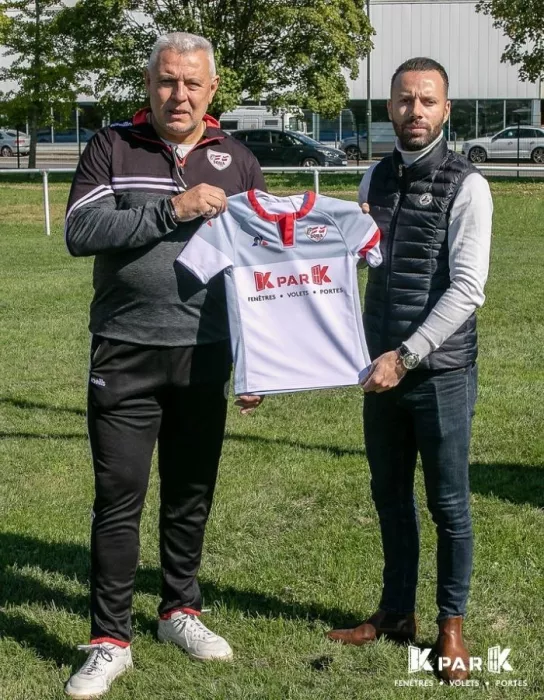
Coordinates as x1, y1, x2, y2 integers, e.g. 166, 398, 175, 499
177, 190, 382, 395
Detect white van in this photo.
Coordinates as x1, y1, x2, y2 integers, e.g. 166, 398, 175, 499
219, 106, 306, 133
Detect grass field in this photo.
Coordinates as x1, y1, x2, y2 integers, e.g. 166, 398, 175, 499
0, 177, 543, 700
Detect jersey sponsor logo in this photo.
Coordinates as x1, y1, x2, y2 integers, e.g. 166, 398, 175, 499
252, 235, 269, 247
254, 265, 331, 291
305, 225, 328, 242
419, 193, 433, 206
254, 272, 274, 291
311, 264, 331, 285
207, 149, 232, 170
90, 375, 106, 387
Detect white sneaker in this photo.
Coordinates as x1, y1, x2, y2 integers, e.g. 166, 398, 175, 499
158, 611, 233, 661
65, 642, 133, 698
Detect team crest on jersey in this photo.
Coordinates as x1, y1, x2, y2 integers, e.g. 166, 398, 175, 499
207, 149, 232, 170
305, 225, 328, 242
419, 193, 433, 206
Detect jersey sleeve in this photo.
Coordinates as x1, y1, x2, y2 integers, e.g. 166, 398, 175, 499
176, 209, 238, 283
339, 205, 383, 268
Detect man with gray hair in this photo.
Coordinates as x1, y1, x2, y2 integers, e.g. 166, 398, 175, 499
64, 32, 265, 698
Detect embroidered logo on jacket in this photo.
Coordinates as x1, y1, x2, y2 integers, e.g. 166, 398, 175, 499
207, 149, 232, 170
419, 193, 433, 206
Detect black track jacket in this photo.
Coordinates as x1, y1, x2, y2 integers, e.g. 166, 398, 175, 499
65, 109, 266, 346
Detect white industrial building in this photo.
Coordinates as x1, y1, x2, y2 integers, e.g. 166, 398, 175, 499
327, 0, 542, 142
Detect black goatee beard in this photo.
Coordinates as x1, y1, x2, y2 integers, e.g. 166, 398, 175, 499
393, 120, 445, 152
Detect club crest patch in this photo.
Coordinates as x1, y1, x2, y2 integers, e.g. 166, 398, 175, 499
419, 193, 433, 206
305, 225, 328, 242
207, 149, 232, 170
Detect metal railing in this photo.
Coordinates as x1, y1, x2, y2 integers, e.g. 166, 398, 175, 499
1, 165, 544, 237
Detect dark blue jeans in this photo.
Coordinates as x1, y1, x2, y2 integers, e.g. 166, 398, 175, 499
363, 364, 478, 621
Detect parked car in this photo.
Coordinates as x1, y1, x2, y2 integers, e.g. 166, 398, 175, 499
36, 127, 96, 143
340, 122, 396, 159
0, 129, 31, 156
231, 129, 347, 167
462, 126, 544, 163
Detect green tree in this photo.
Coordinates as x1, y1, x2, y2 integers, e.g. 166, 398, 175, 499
0, 8, 11, 125
56, 0, 373, 119
0, 6, 10, 34
0, 1, 84, 167
476, 0, 544, 82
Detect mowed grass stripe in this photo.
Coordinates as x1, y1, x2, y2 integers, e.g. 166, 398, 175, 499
0, 179, 542, 699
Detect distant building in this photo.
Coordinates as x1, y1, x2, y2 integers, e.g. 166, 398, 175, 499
335, 0, 542, 143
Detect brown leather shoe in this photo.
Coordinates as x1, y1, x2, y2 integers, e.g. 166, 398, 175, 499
435, 616, 470, 683
326, 609, 416, 645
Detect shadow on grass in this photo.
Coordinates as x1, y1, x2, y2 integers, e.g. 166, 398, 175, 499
0, 532, 90, 590
0, 394, 87, 439
0, 429, 362, 456
470, 462, 544, 509
0, 532, 364, 665
0, 609, 80, 668
0, 432, 86, 440
0, 396, 86, 416
0, 566, 87, 616
225, 432, 365, 458
0, 171, 75, 185
0, 395, 364, 456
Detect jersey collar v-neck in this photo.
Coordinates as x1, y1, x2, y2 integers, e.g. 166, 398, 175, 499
247, 190, 317, 247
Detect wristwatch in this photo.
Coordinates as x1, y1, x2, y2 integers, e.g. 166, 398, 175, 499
397, 343, 420, 370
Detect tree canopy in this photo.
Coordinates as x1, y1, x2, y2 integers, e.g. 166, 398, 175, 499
55, 0, 374, 118
0, 1, 85, 165
476, 0, 544, 82
0, 7, 10, 34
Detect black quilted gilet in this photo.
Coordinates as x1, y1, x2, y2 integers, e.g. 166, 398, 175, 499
364, 139, 479, 371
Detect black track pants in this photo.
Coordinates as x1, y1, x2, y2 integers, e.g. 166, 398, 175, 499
87, 336, 230, 643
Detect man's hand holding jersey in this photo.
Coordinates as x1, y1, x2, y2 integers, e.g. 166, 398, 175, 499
171, 183, 228, 221
361, 351, 407, 393
235, 394, 265, 415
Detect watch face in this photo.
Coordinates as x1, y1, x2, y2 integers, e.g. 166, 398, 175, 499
403, 353, 420, 370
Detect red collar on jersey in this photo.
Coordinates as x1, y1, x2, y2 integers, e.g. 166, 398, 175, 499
247, 190, 316, 247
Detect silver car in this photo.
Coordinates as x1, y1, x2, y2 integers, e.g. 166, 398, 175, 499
0, 129, 31, 157
462, 126, 544, 164
340, 123, 396, 159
